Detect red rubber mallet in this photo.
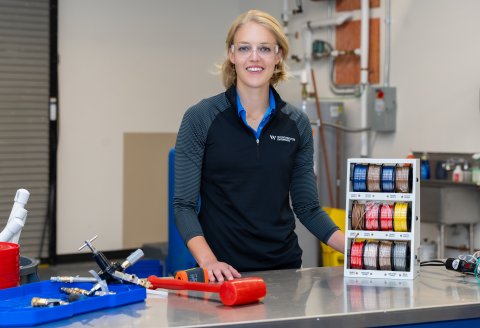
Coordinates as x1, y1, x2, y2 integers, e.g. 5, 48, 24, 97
147, 276, 267, 306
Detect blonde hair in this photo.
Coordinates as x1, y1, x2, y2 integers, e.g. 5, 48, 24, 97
221, 10, 289, 88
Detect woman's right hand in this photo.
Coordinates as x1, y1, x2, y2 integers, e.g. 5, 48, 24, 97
202, 259, 242, 282
187, 236, 242, 282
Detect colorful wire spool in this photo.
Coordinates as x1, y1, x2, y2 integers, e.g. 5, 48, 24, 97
365, 202, 380, 231
349, 239, 410, 272
363, 241, 379, 270
351, 201, 365, 230
395, 166, 412, 193
352, 164, 368, 192
350, 240, 365, 269
367, 164, 382, 192
392, 241, 409, 272
393, 203, 410, 232
378, 241, 393, 270
381, 165, 396, 192
380, 203, 394, 231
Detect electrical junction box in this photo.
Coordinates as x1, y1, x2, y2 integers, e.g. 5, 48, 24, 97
367, 86, 397, 132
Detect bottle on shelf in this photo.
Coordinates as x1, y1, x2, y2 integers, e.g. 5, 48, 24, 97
420, 152, 430, 180
472, 153, 480, 186
463, 162, 472, 183
452, 164, 463, 183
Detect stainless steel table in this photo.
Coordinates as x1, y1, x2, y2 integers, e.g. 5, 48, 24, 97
40, 266, 480, 327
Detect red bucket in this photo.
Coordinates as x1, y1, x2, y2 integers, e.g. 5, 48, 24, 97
0, 242, 20, 289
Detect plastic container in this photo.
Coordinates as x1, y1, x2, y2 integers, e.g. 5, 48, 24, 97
0, 242, 20, 290
19, 256, 40, 285
452, 165, 463, 183
0, 281, 146, 327
472, 153, 480, 185
125, 259, 163, 278
420, 153, 430, 180
463, 162, 472, 183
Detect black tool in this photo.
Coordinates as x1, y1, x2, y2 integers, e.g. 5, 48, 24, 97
445, 258, 477, 275
78, 235, 148, 293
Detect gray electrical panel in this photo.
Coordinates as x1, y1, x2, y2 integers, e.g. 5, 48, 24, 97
367, 86, 397, 132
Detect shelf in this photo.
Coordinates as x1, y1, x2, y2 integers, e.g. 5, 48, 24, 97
348, 192, 415, 201
344, 158, 420, 280
345, 269, 417, 279
346, 230, 411, 240
421, 179, 480, 189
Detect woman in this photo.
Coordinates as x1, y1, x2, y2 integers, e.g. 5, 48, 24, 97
174, 10, 345, 282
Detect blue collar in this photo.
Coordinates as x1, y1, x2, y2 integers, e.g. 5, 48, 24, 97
236, 88, 276, 139
236, 88, 276, 117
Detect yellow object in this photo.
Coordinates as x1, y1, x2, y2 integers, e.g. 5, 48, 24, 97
321, 207, 346, 267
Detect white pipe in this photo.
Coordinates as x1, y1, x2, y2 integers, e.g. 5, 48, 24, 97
290, 69, 308, 84
305, 12, 354, 30
360, 0, 370, 157
1, 189, 30, 243
302, 27, 313, 93
0, 208, 28, 243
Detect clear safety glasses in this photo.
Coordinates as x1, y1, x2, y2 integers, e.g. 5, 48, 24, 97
230, 43, 279, 58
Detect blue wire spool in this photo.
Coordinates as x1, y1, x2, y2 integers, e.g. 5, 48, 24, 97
352, 164, 368, 192
381, 165, 396, 192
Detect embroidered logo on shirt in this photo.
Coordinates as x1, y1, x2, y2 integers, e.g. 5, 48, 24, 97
269, 135, 296, 142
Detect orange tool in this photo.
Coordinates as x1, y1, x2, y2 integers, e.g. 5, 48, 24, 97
174, 267, 208, 282
147, 276, 267, 306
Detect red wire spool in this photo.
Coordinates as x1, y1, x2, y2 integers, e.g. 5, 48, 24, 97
0, 242, 20, 290
350, 241, 365, 269
365, 202, 380, 231
380, 203, 394, 231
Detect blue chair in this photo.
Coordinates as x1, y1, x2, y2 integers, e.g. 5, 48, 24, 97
165, 148, 196, 276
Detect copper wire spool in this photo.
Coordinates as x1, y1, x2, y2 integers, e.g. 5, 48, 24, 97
378, 241, 393, 270
365, 202, 380, 231
367, 164, 382, 192
350, 241, 365, 269
393, 203, 410, 232
351, 201, 365, 230
363, 241, 379, 270
395, 166, 412, 193
380, 203, 394, 231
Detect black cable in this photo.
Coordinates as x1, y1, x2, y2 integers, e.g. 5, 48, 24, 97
420, 260, 445, 267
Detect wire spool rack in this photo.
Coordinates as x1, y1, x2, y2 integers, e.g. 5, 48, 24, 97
344, 158, 420, 279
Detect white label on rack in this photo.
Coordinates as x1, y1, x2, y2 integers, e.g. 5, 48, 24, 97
400, 234, 409, 238
388, 194, 397, 199
363, 232, 374, 237
386, 233, 395, 238
403, 194, 411, 200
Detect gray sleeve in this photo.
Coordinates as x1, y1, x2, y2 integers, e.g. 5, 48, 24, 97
289, 109, 339, 243
173, 101, 214, 244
